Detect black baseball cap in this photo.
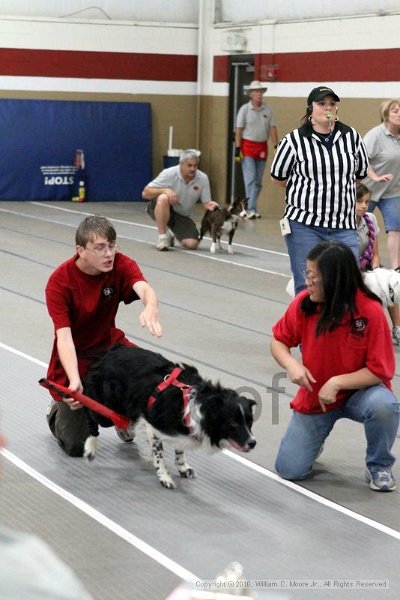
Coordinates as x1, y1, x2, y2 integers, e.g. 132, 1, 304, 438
307, 86, 340, 106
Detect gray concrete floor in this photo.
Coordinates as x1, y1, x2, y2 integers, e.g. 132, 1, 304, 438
0, 200, 399, 600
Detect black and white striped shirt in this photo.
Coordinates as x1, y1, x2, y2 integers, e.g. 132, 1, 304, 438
271, 121, 369, 229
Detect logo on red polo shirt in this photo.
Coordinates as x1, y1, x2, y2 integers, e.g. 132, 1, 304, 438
351, 317, 368, 337
102, 287, 115, 299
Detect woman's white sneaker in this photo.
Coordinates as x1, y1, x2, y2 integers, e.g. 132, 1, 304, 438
366, 468, 396, 491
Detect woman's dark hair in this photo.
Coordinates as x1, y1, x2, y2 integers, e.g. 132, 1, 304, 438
300, 105, 313, 125
301, 240, 381, 336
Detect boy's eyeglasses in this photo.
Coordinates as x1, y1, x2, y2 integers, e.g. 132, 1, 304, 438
85, 243, 120, 256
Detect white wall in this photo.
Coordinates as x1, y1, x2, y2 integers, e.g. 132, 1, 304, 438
218, 0, 400, 23
0, 2, 399, 99
0, 0, 199, 23
1, 0, 399, 23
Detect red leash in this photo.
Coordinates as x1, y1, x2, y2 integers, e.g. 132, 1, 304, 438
39, 378, 130, 430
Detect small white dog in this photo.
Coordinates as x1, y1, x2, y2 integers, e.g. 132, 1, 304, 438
286, 268, 400, 308
363, 268, 400, 307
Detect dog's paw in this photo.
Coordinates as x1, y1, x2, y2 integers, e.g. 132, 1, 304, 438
210, 242, 216, 254
174, 450, 195, 479
84, 436, 97, 461
159, 475, 177, 489
179, 467, 195, 479
227, 246, 234, 255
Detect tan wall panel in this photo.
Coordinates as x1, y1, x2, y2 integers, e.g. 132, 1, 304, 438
198, 95, 229, 203
1, 90, 389, 212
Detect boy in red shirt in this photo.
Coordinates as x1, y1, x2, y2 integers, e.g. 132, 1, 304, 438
45, 215, 162, 457
271, 240, 399, 491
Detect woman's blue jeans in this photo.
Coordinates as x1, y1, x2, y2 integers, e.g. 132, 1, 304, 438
285, 219, 359, 295
275, 384, 399, 480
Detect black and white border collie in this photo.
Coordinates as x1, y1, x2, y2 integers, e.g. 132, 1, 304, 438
199, 196, 247, 255
82, 345, 256, 489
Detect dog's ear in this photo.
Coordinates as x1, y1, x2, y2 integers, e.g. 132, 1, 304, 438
243, 397, 257, 414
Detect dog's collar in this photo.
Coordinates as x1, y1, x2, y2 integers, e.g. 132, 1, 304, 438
147, 367, 193, 430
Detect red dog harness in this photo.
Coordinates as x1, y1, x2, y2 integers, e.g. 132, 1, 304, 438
147, 367, 192, 429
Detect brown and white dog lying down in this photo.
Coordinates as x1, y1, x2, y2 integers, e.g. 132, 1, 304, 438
82, 344, 257, 489
199, 196, 247, 255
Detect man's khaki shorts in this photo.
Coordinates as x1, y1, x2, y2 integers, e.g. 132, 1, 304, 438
146, 199, 199, 241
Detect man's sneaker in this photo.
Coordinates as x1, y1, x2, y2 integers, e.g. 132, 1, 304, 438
392, 326, 400, 346
156, 236, 170, 251
245, 210, 261, 220
167, 230, 175, 247
366, 468, 396, 492
115, 423, 135, 443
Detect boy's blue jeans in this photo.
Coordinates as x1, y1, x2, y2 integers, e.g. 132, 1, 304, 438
275, 384, 399, 480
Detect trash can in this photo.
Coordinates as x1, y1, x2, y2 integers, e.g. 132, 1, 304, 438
163, 155, 180, 168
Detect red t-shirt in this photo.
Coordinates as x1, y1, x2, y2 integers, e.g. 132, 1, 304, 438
272, 289, 395, 414
45, 252, 146, 393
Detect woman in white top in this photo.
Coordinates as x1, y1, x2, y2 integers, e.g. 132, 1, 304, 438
362, 99, 400, 270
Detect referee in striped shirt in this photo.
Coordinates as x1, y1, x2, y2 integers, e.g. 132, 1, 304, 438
271, 86, 369, 295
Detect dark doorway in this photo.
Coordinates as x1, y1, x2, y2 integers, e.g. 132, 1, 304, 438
226, 56, 254, 203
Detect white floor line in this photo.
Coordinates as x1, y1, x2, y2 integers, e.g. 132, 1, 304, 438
0, 448, 198, 583
223, 450, 400, 540
28, 201, 289, 256
1, 203, 291, 277
182, 250, 291, 276
0, 342, 48, 367
2, 342, 399, 542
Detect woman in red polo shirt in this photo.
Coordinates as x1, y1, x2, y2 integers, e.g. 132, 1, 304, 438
271, 240, 399, 491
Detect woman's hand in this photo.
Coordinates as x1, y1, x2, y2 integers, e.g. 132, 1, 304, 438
374, 173, 394, 183
367, 166, 394, 183
317, 377, 340, 412
287, 360, 316, 392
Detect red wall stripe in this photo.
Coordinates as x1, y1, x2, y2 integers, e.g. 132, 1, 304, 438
214, 48, 400, 82
0, 48, 197, 81
1, 47, 398, 84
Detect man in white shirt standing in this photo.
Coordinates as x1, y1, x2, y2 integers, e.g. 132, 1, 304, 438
235, 81, 278, 219
142, 149, 218, 251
